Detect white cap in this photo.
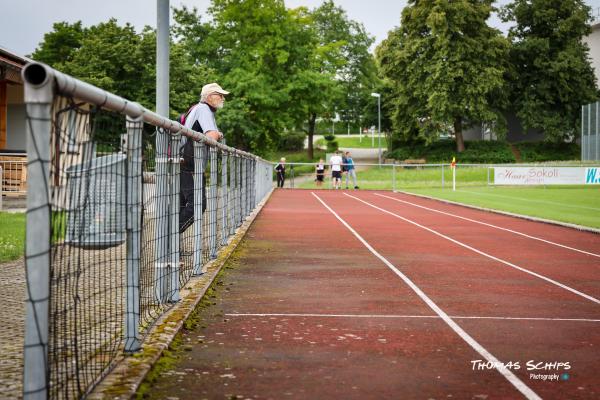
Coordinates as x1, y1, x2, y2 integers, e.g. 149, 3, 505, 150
201, 82, 230, 97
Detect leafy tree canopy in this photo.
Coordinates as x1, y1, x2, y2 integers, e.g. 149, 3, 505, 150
377, 0, 509, 152
501, 0, 598, 141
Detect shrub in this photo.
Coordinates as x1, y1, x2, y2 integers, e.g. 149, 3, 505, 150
278, 132, 305, 152
514, 142, 580, 162
326, 140, 339, 153
388, 140, 515, 163
323, 134, 336, 141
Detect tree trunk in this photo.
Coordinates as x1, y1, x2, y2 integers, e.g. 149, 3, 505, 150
307, 112, 316, 159
454, 116, 465, 153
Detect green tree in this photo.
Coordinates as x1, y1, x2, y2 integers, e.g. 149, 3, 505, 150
377, 0, 509, 152
303, 0, 378, 158
31, 21, 86, 69
32, 18, 212, 144
501, 0, 597, 141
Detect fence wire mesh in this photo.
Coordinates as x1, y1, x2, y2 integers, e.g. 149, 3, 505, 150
582, 101, 600, 161
22, 67, 273, 400
47, 97, 127, 399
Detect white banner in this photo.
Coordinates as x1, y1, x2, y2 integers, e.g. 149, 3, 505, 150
494, 167, 600, 185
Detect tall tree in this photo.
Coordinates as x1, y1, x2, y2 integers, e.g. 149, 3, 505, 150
304, 0, 377, 158
173, 0, 314, 153
501, 0, 597, 142
31, 21, 86, 69
377, 0, 509, 152
32, 19, 212, 142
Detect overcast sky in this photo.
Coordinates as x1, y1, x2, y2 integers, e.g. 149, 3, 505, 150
2, 0, 600, 57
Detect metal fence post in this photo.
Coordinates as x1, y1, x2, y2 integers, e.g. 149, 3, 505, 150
221, 151, 228, 245
582, 105, 585, 161
22, 63, 53, 400
594, 102, 600, 161
240, 157, 246, 224
154, 128, 170, 304
441, 164, 445, 188
588, 103, 592, 161
169, 134, 181, 302
229, 152, 236, 236
209, 147, 218, 259
193, 141, 205, 275
125, 114, 143, 352
392, 163, 396, 192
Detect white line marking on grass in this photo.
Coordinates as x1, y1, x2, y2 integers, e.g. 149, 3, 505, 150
374, 193, 600, 259
311, 192, 542, 400
345, 193, 600, 305
226, 313, 600, 323
456, 189, 600, 212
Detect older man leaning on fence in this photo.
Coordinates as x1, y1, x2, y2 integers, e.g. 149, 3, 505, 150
178, 82, 230, 234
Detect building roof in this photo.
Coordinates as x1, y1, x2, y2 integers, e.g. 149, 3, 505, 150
0, 46, 32, 84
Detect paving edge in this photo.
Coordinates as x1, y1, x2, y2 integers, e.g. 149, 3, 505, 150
395, 190, 600, 235
88, 188, 275, 400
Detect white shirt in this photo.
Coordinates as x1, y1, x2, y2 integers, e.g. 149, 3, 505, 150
330, 155, 343, 172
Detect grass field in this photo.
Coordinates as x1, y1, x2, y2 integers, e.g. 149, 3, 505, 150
297, 165, 487, 190
295, 165, 600, 228
315, 135, 387, 149
0, 212, 26, 262
404, 186, 600, 229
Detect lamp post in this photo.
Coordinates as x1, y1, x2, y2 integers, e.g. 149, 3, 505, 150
371, 92, 381, 165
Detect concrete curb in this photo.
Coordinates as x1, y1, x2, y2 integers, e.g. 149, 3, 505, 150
396, 190, 600, 235
88, 188, 275, 399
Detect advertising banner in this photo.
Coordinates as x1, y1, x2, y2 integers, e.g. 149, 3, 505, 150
494, 167, 600, 185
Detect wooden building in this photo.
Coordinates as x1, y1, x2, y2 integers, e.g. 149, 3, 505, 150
0, 46, 28, 196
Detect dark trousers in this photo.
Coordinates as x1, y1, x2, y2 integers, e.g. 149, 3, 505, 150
179, 170, 207, 233
277, 172, 285, 188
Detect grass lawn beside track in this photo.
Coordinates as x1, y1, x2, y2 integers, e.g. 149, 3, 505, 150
296, 165, 600, 228
298, 165, 488, 190
403, 186, 600, 229
0, 211, 26, 262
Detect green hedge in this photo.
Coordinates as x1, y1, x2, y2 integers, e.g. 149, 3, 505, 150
388, 140, 514, 163
278, 131, 306, 152
513, 142, 580, 162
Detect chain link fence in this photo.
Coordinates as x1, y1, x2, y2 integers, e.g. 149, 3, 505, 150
21, 62, 272, 399
582, 101, 600, 161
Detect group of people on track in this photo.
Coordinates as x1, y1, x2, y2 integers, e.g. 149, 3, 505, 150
276, 150, 359, 189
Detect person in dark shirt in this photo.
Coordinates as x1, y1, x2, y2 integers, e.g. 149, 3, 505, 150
315, 158, 325, 187
275, 157, 286, 188
179, 82, 229, 233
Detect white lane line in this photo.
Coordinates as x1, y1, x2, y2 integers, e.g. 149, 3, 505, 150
226, 313, 600, 323
345, 193, 600, 305
374, 193, 600, 259
311, 192, 542, 400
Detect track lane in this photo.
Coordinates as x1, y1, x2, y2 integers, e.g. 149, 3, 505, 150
358, 191, 600, 299
315, 190, 599, 398
145, 189, 542, 399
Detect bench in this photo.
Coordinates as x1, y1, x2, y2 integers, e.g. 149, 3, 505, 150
401, 158, 426, 168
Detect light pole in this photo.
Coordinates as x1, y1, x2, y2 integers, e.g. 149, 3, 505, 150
371, 92, 381, 165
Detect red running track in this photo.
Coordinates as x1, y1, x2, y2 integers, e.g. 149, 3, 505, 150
147, 189, 600, 400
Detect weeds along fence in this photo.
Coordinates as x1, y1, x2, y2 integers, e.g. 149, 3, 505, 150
21, 62, 273, 400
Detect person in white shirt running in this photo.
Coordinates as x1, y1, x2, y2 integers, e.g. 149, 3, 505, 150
329, 150, 343, 189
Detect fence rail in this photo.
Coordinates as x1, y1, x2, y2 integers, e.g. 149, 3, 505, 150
21, 62, 273, 400
276, 162, 600, 191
